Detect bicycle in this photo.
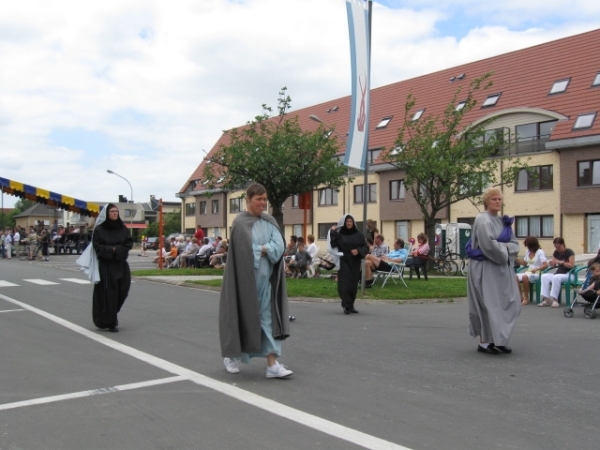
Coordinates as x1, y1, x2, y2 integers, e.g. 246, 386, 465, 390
425, 238, 465, 276
17, 242, 31, 261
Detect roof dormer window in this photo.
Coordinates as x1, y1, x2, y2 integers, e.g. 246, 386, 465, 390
482, 93, 501, 107
549, 78, 570, 94
573, 112, 596, 130
455, 101, 466, 112
412, 109, 425, 121
592, 73, 600, 87
376, 116, 393, 129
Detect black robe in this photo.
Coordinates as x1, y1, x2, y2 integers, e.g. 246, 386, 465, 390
92, 218, 133, 329
330, 215, 369, 309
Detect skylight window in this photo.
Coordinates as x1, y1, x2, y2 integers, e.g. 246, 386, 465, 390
376, 116, 393, 129
455, 101, 466, 112
412, 109, 425, 121
573, 112, 596, 130
550, 78, 570, 94
482, 93, 501, 107
592, 73, 600, 87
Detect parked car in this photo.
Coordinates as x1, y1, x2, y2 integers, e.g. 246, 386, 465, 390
145, 237, 160, 250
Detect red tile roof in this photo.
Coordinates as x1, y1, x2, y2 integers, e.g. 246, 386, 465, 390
180, 28, 600, 194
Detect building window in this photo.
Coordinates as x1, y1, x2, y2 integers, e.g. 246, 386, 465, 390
123, 209, 133, 218
390, 180, 405, 200
293, 224, 302, 237
229, 198, 243, 213
482, 93, 501, 107
573, 112, 596, 130
367, 148, 381, 164
376, 116, 392, 129
593, 73, 600, 87
578, 160, 600, 186
516, 165, 553, 191
199, 201, 207, 215
457, 217, 475, 226
318, 188, 338, 206
455, 101, 466, 111
354, 183, 377, 203
515, 216, 554, 238
412, 109, 425, 121
291, 195, 299, 208
515, 120, 557, 153
212, 200, 219, 214
318, 223, 337, 240
185, 203, 196, 216
549, 78, 570, 94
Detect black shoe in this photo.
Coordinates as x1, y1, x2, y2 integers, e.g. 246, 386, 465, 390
477, 345, 500, 354
343, 307, 351, 315
365, 279, 374, 288
349, 308, 359, 313
108, 327, 119, 333
494, 345, 512, 353
289, 316, 296, 321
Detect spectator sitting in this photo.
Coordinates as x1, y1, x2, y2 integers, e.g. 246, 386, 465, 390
177, 237, 199, 269
153, 248, 168, 266
210, 240, 228, 268
284, 235, 298, 276
214, 236, 224, 252
176, 236, 187, 254
164, 245, 178, 267
578, 263, 600, 303
364, 238, 408, 287
190, 238, 213, 267
288, 242, 312, 278
404, 233, 430, 279
371, 234, 390, 258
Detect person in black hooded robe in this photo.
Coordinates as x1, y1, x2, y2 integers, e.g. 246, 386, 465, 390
329, 214, 369, 314
92, 203, 133, 332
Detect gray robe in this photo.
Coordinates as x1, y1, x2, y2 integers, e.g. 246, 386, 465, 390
219, 211, 290, 358
467, 212, 521, 346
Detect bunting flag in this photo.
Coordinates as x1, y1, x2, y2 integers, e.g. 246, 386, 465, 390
345, 0, 371, 170
0, 177, 100, 217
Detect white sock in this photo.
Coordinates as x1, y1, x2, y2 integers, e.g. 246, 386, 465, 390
479, 342, 490, 348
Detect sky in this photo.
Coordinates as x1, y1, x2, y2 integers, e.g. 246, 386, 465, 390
1, 0, 599, 209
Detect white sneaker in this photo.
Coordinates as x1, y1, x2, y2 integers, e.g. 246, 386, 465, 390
266, 361, 293, 378
223, 358, 240, 374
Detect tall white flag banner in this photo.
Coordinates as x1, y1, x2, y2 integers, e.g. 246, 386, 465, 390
345, 0, 370, 170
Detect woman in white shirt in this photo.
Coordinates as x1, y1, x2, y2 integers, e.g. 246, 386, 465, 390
515, 236, 548, 305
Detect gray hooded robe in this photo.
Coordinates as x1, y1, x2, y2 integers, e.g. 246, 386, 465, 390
219, 211, 290, 358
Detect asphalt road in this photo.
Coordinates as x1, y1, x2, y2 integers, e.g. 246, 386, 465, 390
1, 255, 600, 450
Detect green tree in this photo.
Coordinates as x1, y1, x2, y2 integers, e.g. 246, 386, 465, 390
144, 210, 181, 237
385, 73, 527, 246
5, 198, 36, 228
201, 87, 349, 233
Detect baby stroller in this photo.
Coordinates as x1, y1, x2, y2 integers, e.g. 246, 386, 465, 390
563, 269, 600, 319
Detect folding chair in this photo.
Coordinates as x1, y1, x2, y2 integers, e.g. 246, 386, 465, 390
374, 261, 407, 288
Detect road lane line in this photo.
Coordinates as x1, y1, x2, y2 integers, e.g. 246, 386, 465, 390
0, 376, 187, 411
0, 281, 19, 287
23, 279, 59, 285
59, 278, 91, 284
0, 309, 25, 313
0, 292, 412, 450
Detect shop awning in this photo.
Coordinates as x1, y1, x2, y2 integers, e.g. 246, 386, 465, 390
124, 223, 147, 229
0, 177, 100, 217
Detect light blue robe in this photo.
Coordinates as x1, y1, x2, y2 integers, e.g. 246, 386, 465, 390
241, 218, 285, 362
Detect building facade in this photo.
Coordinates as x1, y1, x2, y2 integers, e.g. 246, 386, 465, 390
179, 29, 600, 255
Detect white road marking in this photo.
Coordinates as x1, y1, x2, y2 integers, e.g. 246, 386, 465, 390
0, 376, 187, 411
0, 292, 412, 450
59, 278, 91, 284
23, 279, 59, 285
0, 281, 19, 287
0, 309, 25, 313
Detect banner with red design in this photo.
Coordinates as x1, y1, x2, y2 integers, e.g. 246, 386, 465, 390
345, 0, 370, 170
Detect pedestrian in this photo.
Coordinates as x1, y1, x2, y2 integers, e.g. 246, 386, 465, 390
329, 214, 369, 314
4, 229, 12, 259
467, 187, 520, 354
92, 203, 133, 332
40, 229, 50, 261
219, 183, 292, 378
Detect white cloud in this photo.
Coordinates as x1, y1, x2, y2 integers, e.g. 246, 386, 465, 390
0, 0, 599, 208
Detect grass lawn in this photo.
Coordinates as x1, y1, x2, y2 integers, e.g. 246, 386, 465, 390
131, 268, 467, 301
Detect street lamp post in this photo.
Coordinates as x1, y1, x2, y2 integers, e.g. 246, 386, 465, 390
106, 170, 134, 234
